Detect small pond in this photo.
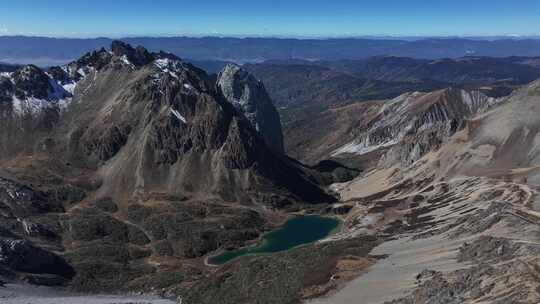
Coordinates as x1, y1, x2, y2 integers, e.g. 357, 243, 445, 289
208, 215, 341, 265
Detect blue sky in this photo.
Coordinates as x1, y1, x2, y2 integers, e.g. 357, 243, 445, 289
1, 0, 539, 37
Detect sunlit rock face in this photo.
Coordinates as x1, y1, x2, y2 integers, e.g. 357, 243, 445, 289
333, 88, 499, 167
217, 64, 284, 154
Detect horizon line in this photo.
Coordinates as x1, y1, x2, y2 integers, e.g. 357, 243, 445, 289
2, 34, 540, 41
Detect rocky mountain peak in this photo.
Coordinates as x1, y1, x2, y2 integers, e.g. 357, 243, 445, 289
11, 65, 52, 100
71, 47, 113, 73
13, 64, 42, 78
0, 63, 72, 141
111, 40, 154, 66
217, 63, 284, 153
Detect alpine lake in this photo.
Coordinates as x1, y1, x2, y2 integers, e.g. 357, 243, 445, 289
208, 215, 341, 265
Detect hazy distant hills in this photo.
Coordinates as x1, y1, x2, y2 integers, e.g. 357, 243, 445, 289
244, 55, 540, 126
4, 36, 540, 66
243, 62, 447, 124
318, 56, 540, 84
0, 62, 20, 72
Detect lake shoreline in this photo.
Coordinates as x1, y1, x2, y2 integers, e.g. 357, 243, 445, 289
205, 214, 342, 266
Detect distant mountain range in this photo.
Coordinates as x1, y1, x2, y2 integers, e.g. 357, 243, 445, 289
0, 62, 20, 72
244, 56, 540, 130
4, 36, 540, 66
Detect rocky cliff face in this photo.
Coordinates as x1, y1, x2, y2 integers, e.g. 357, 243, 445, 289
217, 64, 284, 154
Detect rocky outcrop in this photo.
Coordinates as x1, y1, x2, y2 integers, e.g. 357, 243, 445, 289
217, 64, 284, 153
0, 177, 63, 217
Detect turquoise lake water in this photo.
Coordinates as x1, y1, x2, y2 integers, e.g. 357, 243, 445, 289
208, 215, 340, 265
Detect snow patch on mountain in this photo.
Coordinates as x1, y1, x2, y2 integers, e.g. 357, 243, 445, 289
154, 58, 183, 79
333, 138, 399, 156
120, 55, 131, 66
1, 64, 94, 115
170, 108, 187, 123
